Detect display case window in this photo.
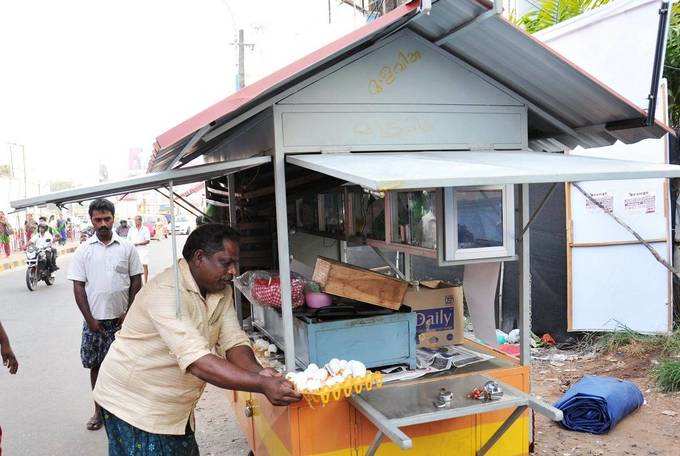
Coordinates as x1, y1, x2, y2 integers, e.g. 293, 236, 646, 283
317, 192, 345, 235
295, 194, 319, 232
443, 185, 514, 262
348, 188, 385, 241
392, 190, 437, 250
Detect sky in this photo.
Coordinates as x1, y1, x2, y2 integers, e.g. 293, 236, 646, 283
0, 0, 361, 186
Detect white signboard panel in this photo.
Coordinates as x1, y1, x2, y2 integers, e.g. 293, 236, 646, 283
570, 242, 670, 333
278, 106, 526, 150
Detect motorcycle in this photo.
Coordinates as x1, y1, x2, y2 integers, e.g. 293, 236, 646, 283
25, 244, 55, 291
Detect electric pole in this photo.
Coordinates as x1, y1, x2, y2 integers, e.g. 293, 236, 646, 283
233, 29, 254, 90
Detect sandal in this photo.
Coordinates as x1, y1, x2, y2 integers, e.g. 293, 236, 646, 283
86, 416, 103, 431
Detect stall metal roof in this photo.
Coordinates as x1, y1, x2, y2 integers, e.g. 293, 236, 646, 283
287, 151, 680, 190
10, 156, 270, 210
148, 0, 672, 172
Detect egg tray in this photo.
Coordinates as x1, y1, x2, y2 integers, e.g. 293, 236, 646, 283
299, 372, 383, 407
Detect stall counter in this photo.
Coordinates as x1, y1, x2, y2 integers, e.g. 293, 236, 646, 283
228, 341, 530, 456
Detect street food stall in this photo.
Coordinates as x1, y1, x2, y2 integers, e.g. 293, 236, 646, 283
12, 0, 680, 454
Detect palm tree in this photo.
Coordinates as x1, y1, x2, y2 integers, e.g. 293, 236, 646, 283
516, 0, 612, 34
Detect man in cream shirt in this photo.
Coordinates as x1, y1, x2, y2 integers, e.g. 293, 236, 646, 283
94, 223, 300, 454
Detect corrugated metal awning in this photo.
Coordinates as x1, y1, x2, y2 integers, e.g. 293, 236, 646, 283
148, 0, 672, 172
10, 156, 270, 210
287, 151, 680, 190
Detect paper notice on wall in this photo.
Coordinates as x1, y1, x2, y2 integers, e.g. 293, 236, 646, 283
463, 262, 501, 347
584, 191, 613, 213
623, 191, 656, 214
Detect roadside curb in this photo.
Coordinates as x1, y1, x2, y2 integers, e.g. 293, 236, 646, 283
0, 245, 78, 272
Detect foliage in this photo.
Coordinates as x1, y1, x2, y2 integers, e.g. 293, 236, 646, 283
653, 359, 680, 392
663, 2, 680, 128
515, 0, 612, 34
0, 164, 10, 178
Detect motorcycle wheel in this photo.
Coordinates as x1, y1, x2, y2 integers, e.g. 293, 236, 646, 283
44, 274, 54, 286
26, 267, 37, 291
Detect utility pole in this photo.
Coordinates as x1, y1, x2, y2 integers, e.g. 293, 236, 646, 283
233, 29, 254, 90
7, 142, 26, 198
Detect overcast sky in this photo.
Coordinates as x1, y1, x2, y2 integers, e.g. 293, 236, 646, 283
0, 0, 360, 185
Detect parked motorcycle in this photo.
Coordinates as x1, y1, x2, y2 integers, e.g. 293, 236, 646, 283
25, 244, 55, 291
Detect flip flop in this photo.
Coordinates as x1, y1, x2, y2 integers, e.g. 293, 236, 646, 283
86, 416, 103, 431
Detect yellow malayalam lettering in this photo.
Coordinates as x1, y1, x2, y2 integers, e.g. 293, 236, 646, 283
368, 48, 422, 95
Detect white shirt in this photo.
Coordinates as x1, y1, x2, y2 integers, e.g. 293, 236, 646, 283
128, 224, 151, 265
30, 232, 53, 249
68, 232, 144, 319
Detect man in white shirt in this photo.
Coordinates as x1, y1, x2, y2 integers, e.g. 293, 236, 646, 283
128, 215, 151, 283
30, 223, 58, 271
68, 198, 143, 432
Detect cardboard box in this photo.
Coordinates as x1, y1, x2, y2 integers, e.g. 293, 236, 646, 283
312, 257, 409, 310
403, 280, 464, 347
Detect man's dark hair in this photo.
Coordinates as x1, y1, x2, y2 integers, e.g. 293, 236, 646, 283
88, 198, 115, 217
182, 223, 240, 261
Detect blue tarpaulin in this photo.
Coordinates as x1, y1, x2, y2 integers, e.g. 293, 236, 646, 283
554, 375, 644, 434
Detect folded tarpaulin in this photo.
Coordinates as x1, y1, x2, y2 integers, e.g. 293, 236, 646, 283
554, 375, 644, 434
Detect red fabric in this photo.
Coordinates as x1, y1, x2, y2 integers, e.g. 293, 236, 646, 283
498, 343, 520, 357
251, 278, 305, 308
0, 243, 10, 257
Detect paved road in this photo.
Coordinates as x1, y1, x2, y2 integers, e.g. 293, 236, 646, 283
0, 236, 192, 455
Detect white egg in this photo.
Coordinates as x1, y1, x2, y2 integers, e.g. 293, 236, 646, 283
313, 369, 329, 382
348, 360, 367, 378
327, 359, 342, 375
306, 363, 319, 373
338, 359, 349, 370
305, 379, 322, 392
285, 372, 296, 382
268, 344, 278, 354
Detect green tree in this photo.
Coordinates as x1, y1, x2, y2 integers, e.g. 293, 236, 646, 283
664, 2, 680, 127
516, 0, 612, 34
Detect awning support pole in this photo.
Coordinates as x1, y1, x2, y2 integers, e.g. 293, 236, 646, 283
370, 246, 407, 281
572, 182, 678, 277
169, 125, 211, 169
516, 182, 557, 241
168, 180, 182, 318
274, 153, 296, 371
518, 184, 531, 366
228, 174, 244, 329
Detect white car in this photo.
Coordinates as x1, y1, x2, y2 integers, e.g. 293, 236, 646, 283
171, 217, 193, 235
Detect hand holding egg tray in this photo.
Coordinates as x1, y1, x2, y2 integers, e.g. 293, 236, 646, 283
285, 359, 383, 407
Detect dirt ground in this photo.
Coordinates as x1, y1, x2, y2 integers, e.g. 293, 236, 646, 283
532, 346, 680, 456
195, 385, 250, 456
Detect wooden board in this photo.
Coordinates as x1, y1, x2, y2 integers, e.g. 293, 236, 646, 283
312, 256, 409, 310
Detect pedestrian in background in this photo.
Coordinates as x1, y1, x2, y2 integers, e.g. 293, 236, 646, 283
24, 213, 37, 249
128, 215, 151, 284
68, 198, 143, 432
57, 214, 67, 246
115, 220, 130, 239
0, 211, 14, 258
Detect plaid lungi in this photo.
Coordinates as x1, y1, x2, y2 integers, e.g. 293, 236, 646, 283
80, 318, 120, 369
102, 409, 199, 456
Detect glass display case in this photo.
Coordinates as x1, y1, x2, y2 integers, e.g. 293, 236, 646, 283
391, 190, 437, 250
347, 187, 386, 241
295, 194, 319, 232
317, 191, 345, 236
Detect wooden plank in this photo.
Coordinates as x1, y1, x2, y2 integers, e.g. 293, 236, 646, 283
570, 238, 667, 248
312, 257, 409, 310
565, 182, 573, 332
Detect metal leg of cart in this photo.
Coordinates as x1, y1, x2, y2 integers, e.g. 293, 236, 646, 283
365, 431, 384, 456
476, 405, 528, 456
